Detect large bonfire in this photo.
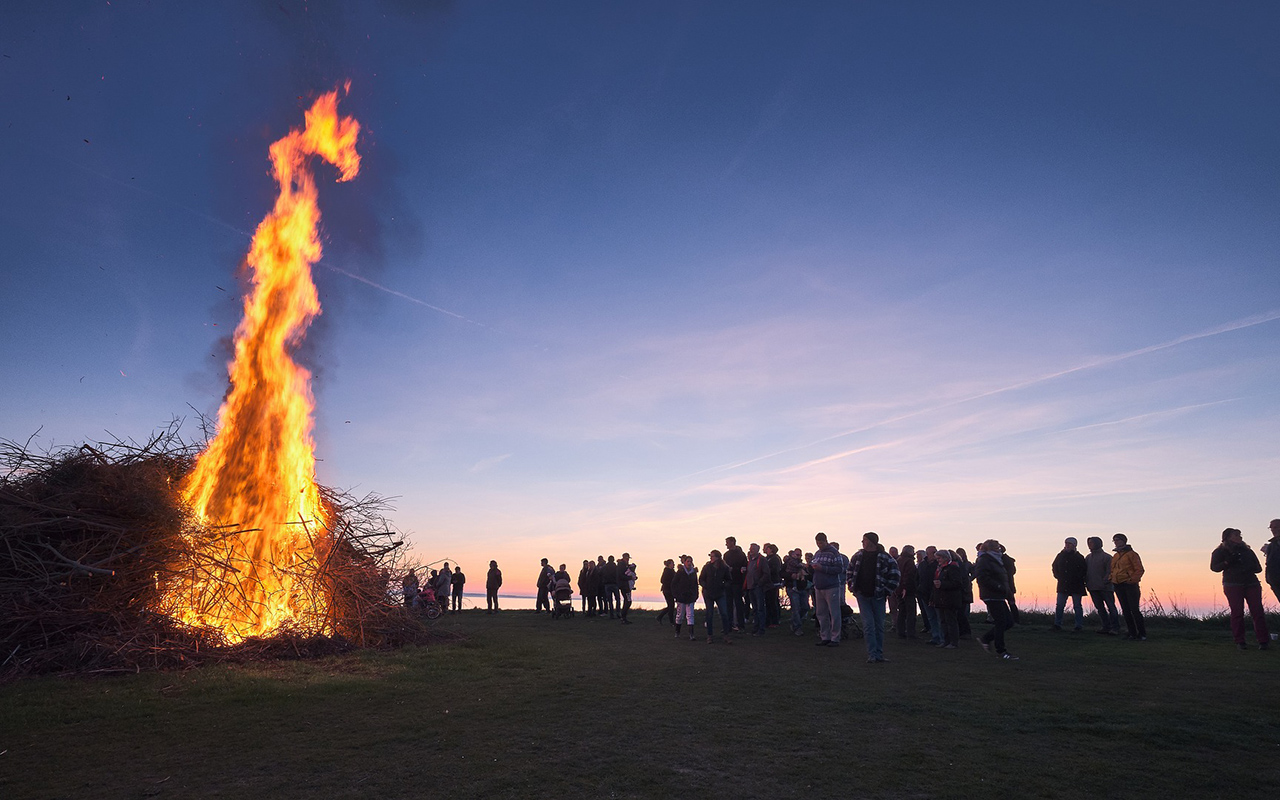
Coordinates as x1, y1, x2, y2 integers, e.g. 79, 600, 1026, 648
0, 89, 437, 677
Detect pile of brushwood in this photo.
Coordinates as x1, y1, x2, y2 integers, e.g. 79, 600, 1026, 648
0, 424, 447, 679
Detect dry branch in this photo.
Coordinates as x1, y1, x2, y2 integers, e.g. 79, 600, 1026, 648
0, 422, 450, 679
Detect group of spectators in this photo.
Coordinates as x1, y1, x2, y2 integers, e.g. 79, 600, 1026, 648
406, 518, 1280, 658
401, 563, 466, 613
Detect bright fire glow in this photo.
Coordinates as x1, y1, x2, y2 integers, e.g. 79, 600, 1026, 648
163, 89, 360, 642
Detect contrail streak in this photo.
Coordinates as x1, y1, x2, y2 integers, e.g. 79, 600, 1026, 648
322, 265, 488, 328
678, 308, 1280, 480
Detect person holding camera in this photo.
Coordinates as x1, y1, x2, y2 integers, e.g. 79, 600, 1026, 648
1211, 527, 1270, 650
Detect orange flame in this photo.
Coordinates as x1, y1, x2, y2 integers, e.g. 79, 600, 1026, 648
166, 89, 359, 642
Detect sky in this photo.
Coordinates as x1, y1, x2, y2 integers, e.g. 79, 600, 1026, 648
2, 2, 1278, 612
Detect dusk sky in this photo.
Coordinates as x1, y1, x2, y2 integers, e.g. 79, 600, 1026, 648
3, 2, 1278, 610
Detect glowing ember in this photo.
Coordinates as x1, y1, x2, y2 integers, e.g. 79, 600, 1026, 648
161, 88, 360, 642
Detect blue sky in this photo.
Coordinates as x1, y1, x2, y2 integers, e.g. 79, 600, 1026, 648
3, 2, 1278, 607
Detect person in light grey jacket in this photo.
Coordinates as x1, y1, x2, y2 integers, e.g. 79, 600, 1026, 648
1084, 537, 1120, 635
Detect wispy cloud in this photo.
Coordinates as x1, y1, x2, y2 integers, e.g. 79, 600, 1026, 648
469, 453, 511, 473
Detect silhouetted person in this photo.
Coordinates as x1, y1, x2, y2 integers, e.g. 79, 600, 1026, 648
1211, 527, 1270, 650
1051, 538, 1087, 631
723, 536, 748, 631
602, 555, 619, 619
486, 560, 502, 613
895, 545, 918, 639
618, 553, 636, 624
931, 550, 963, 649
657, 559, 677, 624
975, 539, 1018, 660
699, 549, 733, 644
450, 565, 465, 613
535, 558, 554, 613
1264, 519, 1280, 605
1084, 537, 1120, 635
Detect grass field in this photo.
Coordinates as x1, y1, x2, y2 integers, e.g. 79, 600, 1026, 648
2, 608, 1277, 800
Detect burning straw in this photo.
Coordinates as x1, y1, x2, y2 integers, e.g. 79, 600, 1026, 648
0, 423, 446, 679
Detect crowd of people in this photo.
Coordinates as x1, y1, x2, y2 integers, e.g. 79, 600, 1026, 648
402, 519, 1280, 658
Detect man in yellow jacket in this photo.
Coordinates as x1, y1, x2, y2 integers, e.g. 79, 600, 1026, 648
1110, 533, 1146, 641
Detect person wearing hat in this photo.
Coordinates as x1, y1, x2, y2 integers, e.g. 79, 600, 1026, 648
1110, 534, 1146, 641
672, 555, 700, 640
1051, 537, 1088, 631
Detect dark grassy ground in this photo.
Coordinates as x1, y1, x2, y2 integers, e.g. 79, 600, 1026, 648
2, 608, 1277, 800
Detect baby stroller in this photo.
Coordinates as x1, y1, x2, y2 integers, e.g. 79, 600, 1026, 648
551, 577, 575, 619
416, 585, 443, 620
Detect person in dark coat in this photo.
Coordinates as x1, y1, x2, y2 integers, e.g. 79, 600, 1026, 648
1211, 527, 1271, 649
895, 545, 918, 639
975, 540, 1018, 659
723, 536, 748, 631
656, 559, 677, 625
1051, 538, 1088, 631
535, 558, 554, 613
485, 560, 502, 613
764, 543, 784, 628
601, 556, 619, 619
917, 546, 943, 645
699, 549, 734, 644
1264, 519, 1280, 605
955, 547, 974, 638
672, 555, 700, 640
930, 550, 964, 648
577, 560, 592, 614
450, 565, 465, 613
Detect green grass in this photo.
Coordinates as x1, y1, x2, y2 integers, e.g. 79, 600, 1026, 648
2, 609, 1277, 799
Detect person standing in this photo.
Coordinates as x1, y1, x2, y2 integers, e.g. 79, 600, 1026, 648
1211, 528, 1271, 650
1084, 537, 1120, 635
764, 543, 783, 628
594, 555, 609, 616
601, 556, 619, 619
437, 563, 454, 612
974, 539, 1018, 660
954, 547, 974, 639
723, 536, 748, 631
450, 565, 465, 613
744, 543, 769, 636
811, 532, 843, 647
930, 550, 964, 648
784, 548, 811, 636
699, 549, 734, 644
672, 555, 700, 640
1263, 519, 1280, 605
535, 558, 554, 614
618, 553, 637, 624
485, 560, 502, 613
1051, 538, 1088, 631
657, 558, 677, 625
895, 545, 918, 639
917, 546, 943, 645
1110, 534, 1146, 641
577, 560, 593, 615
848, 532, 901, 663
